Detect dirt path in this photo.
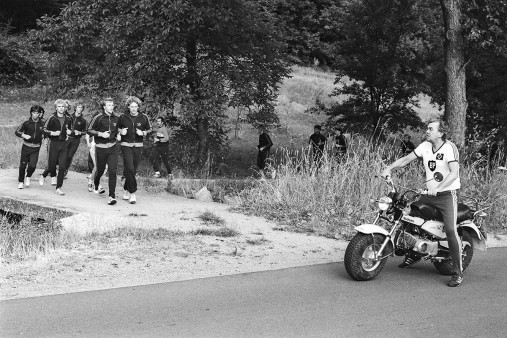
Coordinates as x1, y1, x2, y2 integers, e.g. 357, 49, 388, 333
0, 169, 349, 300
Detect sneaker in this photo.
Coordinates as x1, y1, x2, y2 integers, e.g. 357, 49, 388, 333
18, 182, 24, 189
56, 188, 65, 195
51, 177, 57, 186
98, 186, 105, 194
108, 196, 117, 205
88, 182, 93, 192
129, 193, 136, 204
24, 177, 31, 187
153, 172, 161, 178
398, 255, 421, 268
39, 175, 45, 186
168, 174, 174, 181
447, 273, 463, 287
123, 191, 130, 200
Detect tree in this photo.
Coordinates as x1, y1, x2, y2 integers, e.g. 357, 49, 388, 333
32, 0, 290, 163
322, 0, 435, 140
0, 0, 69, 33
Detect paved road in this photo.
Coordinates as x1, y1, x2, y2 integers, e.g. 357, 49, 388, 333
2, 248, 507, 337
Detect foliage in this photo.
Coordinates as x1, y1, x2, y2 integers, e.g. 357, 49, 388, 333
0, 0, 69, 33
0, 25, 40, 87
319, 0, 437, 139
31, 0, 291, 164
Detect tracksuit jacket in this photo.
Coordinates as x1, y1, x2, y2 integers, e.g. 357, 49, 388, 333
44, 113, 72, 141
68, 114, 88, 138
87, 112, 119, 148
118, 112, 152, 147
15, 117, 46, 147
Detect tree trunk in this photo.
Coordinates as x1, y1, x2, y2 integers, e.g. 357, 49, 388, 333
440, 0, 467, 148
196, 117, 209, 165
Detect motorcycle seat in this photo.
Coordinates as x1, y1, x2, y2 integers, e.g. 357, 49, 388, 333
410, 202, 472, 223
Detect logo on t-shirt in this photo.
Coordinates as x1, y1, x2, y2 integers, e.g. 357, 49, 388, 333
436, 153, 444, 160
428, 160, 436, 171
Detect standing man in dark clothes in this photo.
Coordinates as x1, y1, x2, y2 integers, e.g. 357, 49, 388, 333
65, 101, 88, 178
152, 116, 172, 179
401, 134, 416, 155
309, 125, 327, 163
334, 128, 347, 159
40, 99, 72, 195
118, 96, 152, 204
87, 97, 120, 205
15, 105, 45, 189
256, 125, 273, 178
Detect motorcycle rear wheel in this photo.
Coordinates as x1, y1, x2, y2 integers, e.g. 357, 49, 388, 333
345, 233, 388, 281
433, 230, 474, 275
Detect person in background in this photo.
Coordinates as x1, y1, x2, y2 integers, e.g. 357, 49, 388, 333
40, 99, 72, 195
64, 101, 88, 178
15, 105, 46, 189
488, 137, 506, 171
152, 116, 173, 179
309, 125, 327, 166
117, 96, 152, 204
87, 97, 120, 205
256, 125, 273, 178
334, 128, 347, 159
401, 134, 416, 155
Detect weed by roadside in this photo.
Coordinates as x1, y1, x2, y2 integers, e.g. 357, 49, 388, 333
198, 210, 225, 226
191, 227, 240, 237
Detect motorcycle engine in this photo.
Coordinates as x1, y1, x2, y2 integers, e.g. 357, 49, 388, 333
401, 232, 439, 256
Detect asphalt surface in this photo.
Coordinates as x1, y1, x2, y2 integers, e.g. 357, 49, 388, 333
1, 247, 506, 337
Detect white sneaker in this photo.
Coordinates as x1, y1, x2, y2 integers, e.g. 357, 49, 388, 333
129, 193, 136, 204
39, 175, 45, 186
108, 196, 117, 205
24, 177, 31, 187
153, 172, 161, 178
123, 191, 130, 200
56, 188, 65, 195
51, 177, 57, 186
18, 182, 24, 189
88, 182, 93, 192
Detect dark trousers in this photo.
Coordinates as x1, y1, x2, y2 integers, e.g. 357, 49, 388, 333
95, 144, 118, 198
18, 145, 41, 182
66, 137, 81, 172
418, 191, 462, 274
257, 150, 269, 170
42, 140, 67, 189
153, 144, 172, 174
121, 146, 142, 194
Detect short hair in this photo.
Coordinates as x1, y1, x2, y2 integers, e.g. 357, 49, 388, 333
101, 97, 114, 107
74, 101, 85, 111
431, 119, 449, 141
314, 125, 322, 130
30, 105, 42, 113
126, 96, 141, 107
54, 99, 66, 108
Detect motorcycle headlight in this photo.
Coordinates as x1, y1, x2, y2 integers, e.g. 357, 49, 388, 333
377, 196, 392, 211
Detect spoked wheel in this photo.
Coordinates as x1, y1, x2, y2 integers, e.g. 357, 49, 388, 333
433, 230, 474, 275
345, 233, 388, 281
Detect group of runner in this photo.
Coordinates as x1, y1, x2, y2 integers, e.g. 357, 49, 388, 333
15, 97, 173, 205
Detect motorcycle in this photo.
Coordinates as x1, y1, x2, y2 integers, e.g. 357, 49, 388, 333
344, 176, 488, 281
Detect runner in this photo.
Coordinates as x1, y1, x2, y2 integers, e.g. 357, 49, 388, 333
65, 101, 88, 178
15, 105, 46, 189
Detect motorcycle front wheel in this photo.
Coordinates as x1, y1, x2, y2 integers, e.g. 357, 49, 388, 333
344, 233, 388, 281
433, 230, 474, 275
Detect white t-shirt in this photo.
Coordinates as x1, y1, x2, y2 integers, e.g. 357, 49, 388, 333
414, 140, 460, 191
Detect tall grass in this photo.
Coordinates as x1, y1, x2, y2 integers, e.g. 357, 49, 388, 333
239, 136, 507, 239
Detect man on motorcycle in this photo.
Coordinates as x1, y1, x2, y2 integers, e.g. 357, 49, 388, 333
381, 120, 463, 287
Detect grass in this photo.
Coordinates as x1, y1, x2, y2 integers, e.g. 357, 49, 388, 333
238, 135, 507, 239
0, 198, 72, 260
191, 226, 240, 237
198, 210, 226, 226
